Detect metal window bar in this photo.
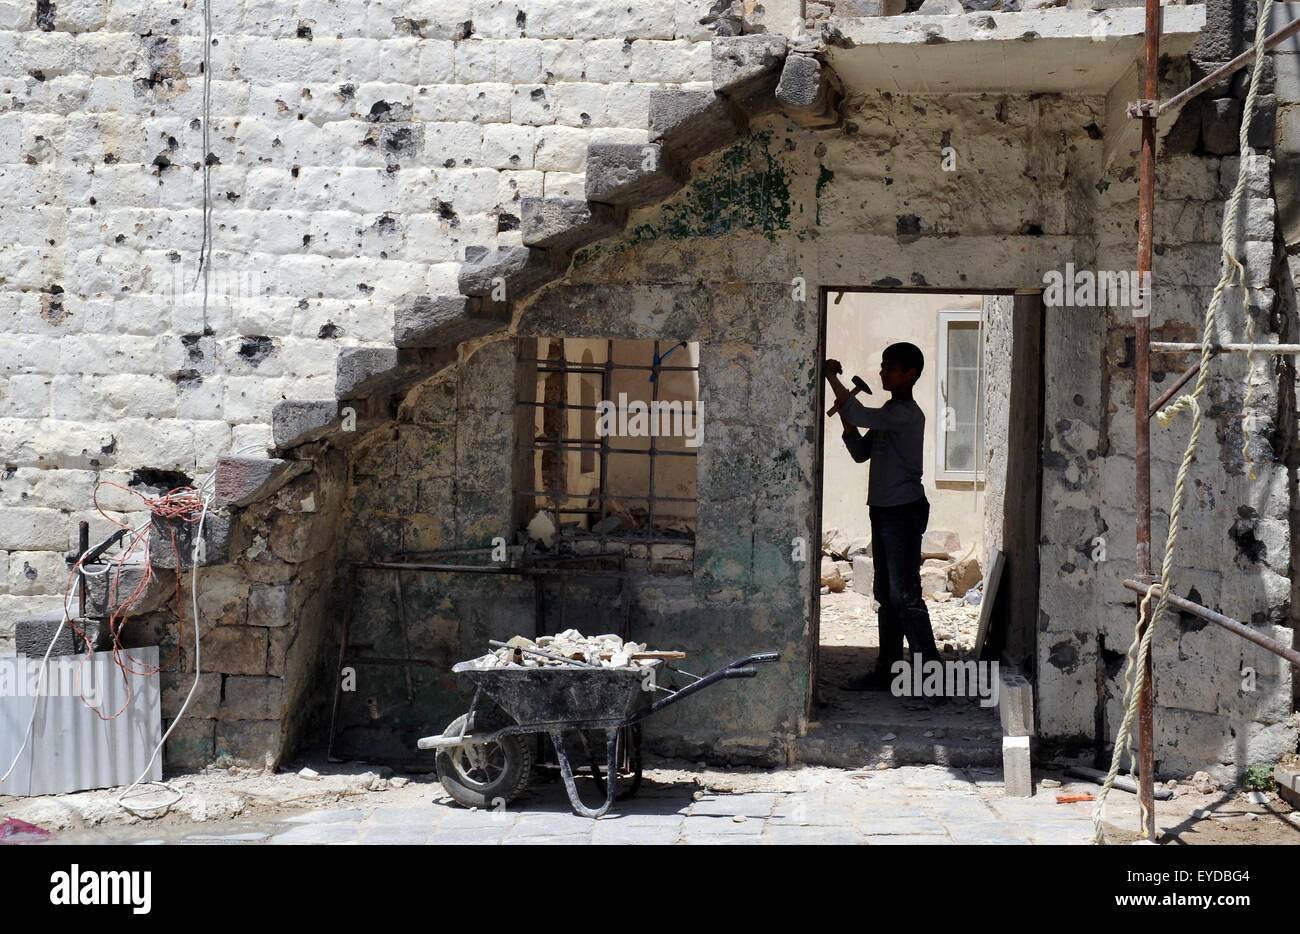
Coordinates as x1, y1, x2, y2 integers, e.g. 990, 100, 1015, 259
516, 341, 699, 560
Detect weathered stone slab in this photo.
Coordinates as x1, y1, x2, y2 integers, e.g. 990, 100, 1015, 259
775, 52, 843, 128
584, 143, 685, 206
214, 456, 312, 508
14, 613, 77, 656
457, 246, 566, 302
648, 88, 748, 164
335, 347, 447, 401
711, 34, 788, 112
520, 198, 626, 253
392, 294, 510, 349
83, 560, 171, 618
272, 400, 340, 449
150, 509, 233, 569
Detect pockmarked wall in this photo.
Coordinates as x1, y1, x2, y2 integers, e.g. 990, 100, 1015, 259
0, 0, 1292, 779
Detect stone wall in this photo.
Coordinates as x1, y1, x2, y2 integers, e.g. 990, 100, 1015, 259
1, 0, 1293, 778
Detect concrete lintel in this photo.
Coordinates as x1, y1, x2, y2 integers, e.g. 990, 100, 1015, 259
825, 6, 1207, 95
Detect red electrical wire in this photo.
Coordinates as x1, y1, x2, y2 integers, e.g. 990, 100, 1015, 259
59, 482, 208, 719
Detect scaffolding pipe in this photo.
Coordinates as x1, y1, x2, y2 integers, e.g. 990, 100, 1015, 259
1152, 342, 1300, 353
1159, 14, 1300, 116
1123, 580, 1300, 669
1133, 0, 1160, 841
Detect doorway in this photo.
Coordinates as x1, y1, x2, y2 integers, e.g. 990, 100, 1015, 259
803, 287, 1045, 765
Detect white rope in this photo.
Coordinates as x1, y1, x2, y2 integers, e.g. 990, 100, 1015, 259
1093, 0, 1274, 844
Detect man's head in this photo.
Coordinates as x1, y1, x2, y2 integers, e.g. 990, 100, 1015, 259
879, 342, 924, 392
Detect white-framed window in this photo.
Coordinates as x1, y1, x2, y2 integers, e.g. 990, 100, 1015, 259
935, 310, 984, 482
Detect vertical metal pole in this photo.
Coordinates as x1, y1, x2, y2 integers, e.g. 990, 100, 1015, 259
1134, 0, 1159, 841
77, 520, 89, 619
600, 339, 613, 549
647, 340, 660, 558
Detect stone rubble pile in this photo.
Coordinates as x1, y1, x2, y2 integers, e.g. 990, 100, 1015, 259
457, 629, 663, 670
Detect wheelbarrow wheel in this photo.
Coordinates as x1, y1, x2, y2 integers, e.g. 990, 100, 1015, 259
435, 712, 532, 810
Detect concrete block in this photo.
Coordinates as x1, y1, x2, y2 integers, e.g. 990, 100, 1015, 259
149, 509, 232, 569
214, 456, 312, 508
1247, 94, 1277, 151
711, 34, 786, 112
200, 627, 269, 677
520, 197, 625, 253
999, 665, 1035, 736
648, 87, 747, 164
248, 583, 293, 627
392, 294, 510, 349
272, 400, 340, 450
1002, 735, 1032, 797
215, 718, 283, 769
584, 142, 685, 207
775, 52, 843, 128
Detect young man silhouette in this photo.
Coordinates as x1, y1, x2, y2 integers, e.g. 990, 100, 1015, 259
824, 343, 941, 691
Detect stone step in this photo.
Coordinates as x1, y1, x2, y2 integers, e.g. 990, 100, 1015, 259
795, 718, 1003, 769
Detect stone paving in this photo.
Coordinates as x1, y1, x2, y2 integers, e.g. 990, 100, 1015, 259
263, 765, 1097, 845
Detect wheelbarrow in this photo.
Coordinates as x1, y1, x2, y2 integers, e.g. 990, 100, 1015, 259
418, 651, 780, 818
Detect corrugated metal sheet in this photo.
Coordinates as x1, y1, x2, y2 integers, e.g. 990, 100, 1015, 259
0, 647, 162, 796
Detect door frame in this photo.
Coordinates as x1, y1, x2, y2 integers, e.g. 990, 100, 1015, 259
807, 286, 1045, 716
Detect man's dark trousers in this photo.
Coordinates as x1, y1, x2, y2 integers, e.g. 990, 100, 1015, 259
869, 497, 941, 667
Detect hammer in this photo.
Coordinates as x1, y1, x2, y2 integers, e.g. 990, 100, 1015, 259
827, 374, 872, 417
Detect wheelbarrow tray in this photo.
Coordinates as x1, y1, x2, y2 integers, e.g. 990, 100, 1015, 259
454, 664, 656, 730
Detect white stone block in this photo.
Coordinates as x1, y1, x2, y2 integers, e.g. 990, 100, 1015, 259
1002, 735, 1032, 797
482, 123, 536, 169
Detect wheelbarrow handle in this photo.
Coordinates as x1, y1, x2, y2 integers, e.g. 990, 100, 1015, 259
632, 650, 782, 721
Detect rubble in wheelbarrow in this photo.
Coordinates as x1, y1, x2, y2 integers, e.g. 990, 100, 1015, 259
456, 629, 668, 670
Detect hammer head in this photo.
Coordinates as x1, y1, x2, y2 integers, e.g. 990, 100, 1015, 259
852, 375, 872, 395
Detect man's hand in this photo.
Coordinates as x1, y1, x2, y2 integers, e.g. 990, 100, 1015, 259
823, 358, 843, 381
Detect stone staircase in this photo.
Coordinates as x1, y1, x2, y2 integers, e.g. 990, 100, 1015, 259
210, 35, 842, 502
